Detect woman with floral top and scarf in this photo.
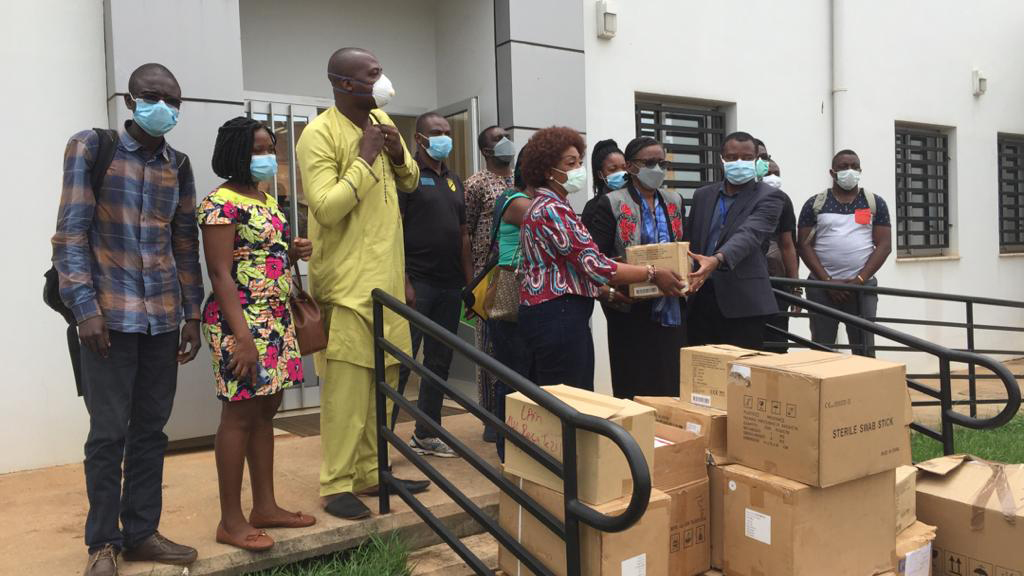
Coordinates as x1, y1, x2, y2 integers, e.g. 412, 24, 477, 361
586, 136, 687, 399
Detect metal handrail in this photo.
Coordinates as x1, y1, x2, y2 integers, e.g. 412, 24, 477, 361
770, 280, 1021, 454
371, 288, 651, 576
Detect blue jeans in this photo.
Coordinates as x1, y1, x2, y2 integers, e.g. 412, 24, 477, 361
81, 329, 179, 552
518, 295, 595, 392
398, 279, 464, 440
488, 318, 530, 460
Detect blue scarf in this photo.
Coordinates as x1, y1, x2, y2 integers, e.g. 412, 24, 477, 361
639, 194, 682, 327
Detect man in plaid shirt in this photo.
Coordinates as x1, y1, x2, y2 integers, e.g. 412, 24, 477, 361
51, 63, 202, 576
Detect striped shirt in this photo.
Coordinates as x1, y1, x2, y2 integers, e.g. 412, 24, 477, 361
51, 125, 203, 335
519, 187, 618, 306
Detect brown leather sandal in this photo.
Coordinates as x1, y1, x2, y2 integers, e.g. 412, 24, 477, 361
216, 523, 275, 551
249, 510, 317, 529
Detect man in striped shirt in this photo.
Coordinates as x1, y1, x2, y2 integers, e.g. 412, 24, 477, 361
52, 63, 201, 576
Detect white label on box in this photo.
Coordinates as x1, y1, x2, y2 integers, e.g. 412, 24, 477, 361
632, 285, 660, 298
621, 553, 646, 576
744, 508, 772, 545
686, 422, 703, 434
691, 393, 712, 407
654, 436, 674, 448
903, 543, 931, 576
730, 364, 752, 380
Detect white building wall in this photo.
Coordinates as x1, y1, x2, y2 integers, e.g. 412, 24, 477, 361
1, 0, 108, 472
435, 0, 499, 130
239, 0, 440, 116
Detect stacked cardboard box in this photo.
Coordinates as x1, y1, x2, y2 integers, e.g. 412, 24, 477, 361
680, 344, 775, 410
915, 455, 1023, 576
896, 521, 936, 576
652, 424, 710, 576
719, 350, 909, 575
500, 385, 670, 576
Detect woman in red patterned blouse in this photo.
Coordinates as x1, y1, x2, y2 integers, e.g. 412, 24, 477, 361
517, 127, 685, 391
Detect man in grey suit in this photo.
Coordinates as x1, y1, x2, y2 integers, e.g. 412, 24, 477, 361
685, 131, 785, 350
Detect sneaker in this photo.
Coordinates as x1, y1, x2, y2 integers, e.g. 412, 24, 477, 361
83, 544, 117, 576
410, 435, 459, 458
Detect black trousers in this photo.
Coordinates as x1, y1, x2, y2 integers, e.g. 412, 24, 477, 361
518, 295, 595, 391
81, 329, 179, 552
397, 279, 464, 440
604, 300, 687, 399
687, 282, 769, 350
763, 295, 791, 353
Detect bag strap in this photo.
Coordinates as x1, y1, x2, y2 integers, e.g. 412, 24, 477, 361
811, 190, 828, 216
864, 190, 876, 215
291, 261, 306, 293
90, 128, 118, 194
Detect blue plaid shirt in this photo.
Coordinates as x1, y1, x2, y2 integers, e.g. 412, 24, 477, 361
51, 125, 203, 335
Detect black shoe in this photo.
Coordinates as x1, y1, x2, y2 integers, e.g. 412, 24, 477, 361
121, 532, 197, 565
360, 477, 431, 496
324, 492, 372, 520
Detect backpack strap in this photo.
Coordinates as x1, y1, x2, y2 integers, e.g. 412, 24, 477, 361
864, 190, 876, 215
805, 190, 830, 245
90, 128, 118, 194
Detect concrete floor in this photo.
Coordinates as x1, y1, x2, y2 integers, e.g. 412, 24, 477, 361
909, 358, 1023, 426
0, 412, 499, 576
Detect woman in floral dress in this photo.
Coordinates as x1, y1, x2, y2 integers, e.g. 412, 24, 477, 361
200, 117, 315, 551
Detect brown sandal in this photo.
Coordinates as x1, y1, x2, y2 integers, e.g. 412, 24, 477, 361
249, 510, 317, 529
216, 523, 275, 551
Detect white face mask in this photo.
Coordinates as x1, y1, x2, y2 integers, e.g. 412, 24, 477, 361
836, 168, 861, 191
762, 174, 783, 189
371, 74, 395, 108
552, 166, 587, 195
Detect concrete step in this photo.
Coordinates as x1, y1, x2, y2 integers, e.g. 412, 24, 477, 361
410, 532, 498, 575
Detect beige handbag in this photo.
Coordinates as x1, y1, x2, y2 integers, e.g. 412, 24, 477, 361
485, 266, 521, 322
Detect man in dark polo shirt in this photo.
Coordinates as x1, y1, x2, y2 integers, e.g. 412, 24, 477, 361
398, 112, 473, 458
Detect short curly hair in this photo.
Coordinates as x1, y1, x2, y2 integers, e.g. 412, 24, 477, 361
520, 126, 586, 189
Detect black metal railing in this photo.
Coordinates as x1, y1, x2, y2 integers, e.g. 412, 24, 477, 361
768, 278, 1022, 455
372, 289, 652, 576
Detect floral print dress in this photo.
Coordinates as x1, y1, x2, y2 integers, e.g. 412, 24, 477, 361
198, 188, 303, 401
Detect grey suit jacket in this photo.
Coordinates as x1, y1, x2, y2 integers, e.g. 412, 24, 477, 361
684, 180, 785, 319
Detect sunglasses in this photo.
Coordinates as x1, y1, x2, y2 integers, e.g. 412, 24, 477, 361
632, 159, 669, 169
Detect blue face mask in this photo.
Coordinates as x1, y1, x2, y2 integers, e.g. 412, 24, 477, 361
420, 134, 453, 160
131, 95, 179, 137
250, 154, 278, 182
605, 170, 627, 191
723, 158, 757, 185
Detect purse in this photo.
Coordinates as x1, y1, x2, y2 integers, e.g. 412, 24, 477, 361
485, 266, 521, 322
288, 262, 327, 355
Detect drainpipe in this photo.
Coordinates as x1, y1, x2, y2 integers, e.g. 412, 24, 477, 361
831, 0, 845, 153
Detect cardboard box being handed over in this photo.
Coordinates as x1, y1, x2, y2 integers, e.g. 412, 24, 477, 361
624, 241, 691, 298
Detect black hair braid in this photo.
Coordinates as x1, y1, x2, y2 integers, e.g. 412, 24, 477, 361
212, 116, 275, 185
591, 139, 623, 195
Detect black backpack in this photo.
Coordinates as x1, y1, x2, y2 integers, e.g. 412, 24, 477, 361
45, 129, 118, 395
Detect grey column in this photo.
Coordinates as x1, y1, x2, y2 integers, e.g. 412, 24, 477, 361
103, 0, 246, 442
495, 0, 588, 208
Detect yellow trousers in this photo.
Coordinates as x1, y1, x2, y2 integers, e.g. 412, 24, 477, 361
317, 358, 397, 496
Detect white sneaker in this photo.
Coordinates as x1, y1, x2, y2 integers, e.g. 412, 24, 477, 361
410, 435, 459, 458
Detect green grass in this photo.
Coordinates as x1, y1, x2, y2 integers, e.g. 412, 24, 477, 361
911, 415, 1024, 464
247, 532, 412, 576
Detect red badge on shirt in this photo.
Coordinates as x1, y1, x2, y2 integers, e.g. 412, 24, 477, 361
855, 208, 872, 225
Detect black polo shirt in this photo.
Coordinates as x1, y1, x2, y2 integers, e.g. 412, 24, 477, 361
400, 155, 467, 287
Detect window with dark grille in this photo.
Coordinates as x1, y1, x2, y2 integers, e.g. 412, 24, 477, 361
895, 126, 951, 255
998, 134, 1024, 254
635, 100, 725, 208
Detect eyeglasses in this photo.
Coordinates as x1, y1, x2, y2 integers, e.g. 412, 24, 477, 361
632, 159, 669, 169
132, 91, 182, 109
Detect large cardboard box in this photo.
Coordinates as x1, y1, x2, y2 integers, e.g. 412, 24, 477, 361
680, 345, 774, 410
624, 241, 691, 298
896, 521, 936, 576
505, 385, 656, 505
726, 350, 908, 487
708, 465, 726, 570
896, 465, 918, 534
634, 396, 728, 462
722, 464, 896, 576
498, 473, 670, 576
653, 424, 710, 576
915, 455, 1024, 576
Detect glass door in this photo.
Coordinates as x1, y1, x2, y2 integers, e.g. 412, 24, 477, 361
246, 101, 323, 411
432, 97, 480, 181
